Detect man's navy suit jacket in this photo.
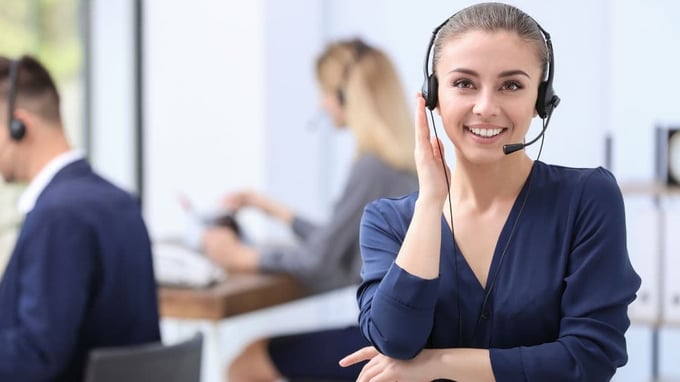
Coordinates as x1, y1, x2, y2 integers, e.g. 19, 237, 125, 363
0, 159, 161, 381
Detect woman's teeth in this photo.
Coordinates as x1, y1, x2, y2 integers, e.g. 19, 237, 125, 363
468, 127, 503, 138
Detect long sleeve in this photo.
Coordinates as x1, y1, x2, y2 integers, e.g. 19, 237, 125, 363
356, 165, 641, 380
357, 195, 440, 359
290, 216, 319, 240
0, 209, 95, 380
0, 159, 159, 381
489, 168, 641, 381
258, 155, 416, 292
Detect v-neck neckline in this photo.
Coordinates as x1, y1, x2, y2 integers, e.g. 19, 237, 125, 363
442, 161, 537, 292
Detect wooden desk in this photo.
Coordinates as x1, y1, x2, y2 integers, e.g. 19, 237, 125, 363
158, 273, 311, 320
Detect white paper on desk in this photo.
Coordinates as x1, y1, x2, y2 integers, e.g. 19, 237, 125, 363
183, 216, 207, 252
178, 193, 217, 251
152, 243, 227, 288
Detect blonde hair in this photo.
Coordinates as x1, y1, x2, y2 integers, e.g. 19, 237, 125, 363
316, 39, 415, 173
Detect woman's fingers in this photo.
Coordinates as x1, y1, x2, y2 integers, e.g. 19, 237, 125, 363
431, 136, 443, 162
356, 353, 383, 382
338, 346, 379, 367
414, 93, 431, 150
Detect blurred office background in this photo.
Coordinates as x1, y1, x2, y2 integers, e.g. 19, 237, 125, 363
1, 0, 679, 381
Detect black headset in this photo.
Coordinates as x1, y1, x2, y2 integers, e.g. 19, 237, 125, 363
7, 59, 26, 141
421, 15, 560, 119
336, 39, 371, 107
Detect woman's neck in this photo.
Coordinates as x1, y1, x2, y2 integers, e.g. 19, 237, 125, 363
450, 155, 534, 211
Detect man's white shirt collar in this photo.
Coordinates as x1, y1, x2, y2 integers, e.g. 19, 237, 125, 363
17, 150, 85, 214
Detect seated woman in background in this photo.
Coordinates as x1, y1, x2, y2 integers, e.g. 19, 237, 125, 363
202, 38, 419, 381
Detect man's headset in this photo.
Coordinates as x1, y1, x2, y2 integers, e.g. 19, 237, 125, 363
421, 14, 560, 155
336, 39, 371, 107
7, 59, 26, 141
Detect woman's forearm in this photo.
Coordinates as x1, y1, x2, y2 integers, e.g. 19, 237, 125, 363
394, 198, 443, 279
431, 348, 495, 382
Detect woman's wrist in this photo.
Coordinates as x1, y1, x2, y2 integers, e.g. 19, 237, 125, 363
229, 244, 260, 272
415, 196, 446, 215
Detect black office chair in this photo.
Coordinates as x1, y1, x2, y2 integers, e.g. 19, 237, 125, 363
84, 333, 203, 382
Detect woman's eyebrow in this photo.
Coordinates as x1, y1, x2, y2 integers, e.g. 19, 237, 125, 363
498, 69, 531, 79
446, 68, 531, 79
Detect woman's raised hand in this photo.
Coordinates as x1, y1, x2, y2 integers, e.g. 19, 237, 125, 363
414, 93, 450, 207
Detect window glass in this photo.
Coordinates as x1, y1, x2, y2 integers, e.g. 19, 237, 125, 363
0, 0, 85, 275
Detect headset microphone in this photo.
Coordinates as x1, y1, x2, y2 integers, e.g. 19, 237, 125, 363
503, 126, 545, 155
503, 93, 560, 155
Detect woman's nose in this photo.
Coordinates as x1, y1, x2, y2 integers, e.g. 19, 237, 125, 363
472, 89, 499, 118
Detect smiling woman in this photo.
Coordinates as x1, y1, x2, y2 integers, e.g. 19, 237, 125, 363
436, 29, 542, 165
0, 0, 85, 277
339, 2, 641, 382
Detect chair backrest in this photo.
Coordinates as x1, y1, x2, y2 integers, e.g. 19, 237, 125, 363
84, 333, 203, 382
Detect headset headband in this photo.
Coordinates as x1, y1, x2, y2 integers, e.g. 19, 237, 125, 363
421, 11, 559, 118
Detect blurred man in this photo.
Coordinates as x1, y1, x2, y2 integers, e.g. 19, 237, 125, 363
0, 55, 160, 381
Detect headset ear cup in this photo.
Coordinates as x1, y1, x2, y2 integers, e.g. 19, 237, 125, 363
422, 75, 439, 110
10, 119, 26, 141
535, 81, 548, 119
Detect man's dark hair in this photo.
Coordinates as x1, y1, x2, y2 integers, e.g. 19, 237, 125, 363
0, 55, 62, 123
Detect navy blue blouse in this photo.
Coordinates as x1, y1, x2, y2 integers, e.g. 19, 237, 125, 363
357, 161, 641, 381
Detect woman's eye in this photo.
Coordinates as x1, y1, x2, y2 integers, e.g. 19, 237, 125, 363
453, 79, 474, 89
501, 81, 523, 91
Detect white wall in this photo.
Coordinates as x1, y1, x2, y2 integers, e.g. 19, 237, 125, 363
263, 0, 332, 224
89, 0, 136, 193
142, 0, 271, 238
141, 0, 344, 240
610, 0, 680, 182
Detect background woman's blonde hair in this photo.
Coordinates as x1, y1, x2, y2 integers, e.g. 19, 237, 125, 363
316, 39, 415, 173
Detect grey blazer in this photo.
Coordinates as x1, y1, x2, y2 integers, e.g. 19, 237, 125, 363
258, 153, 418, 292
